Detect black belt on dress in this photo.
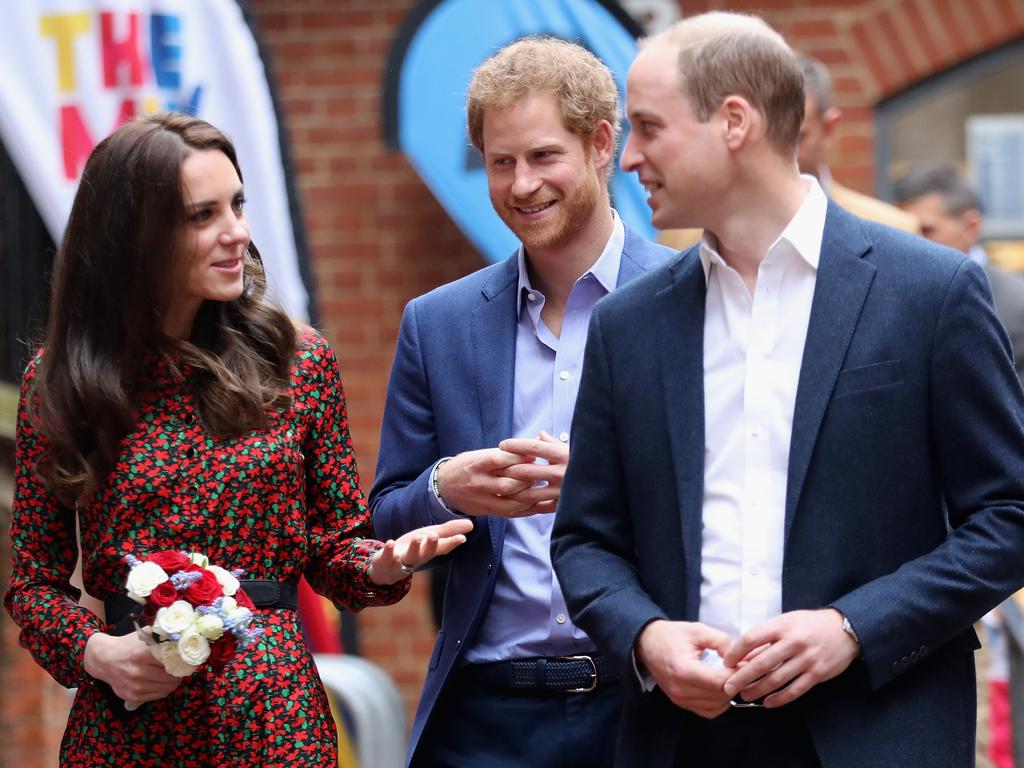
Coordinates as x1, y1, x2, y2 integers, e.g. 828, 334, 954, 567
456, 654, 617, 694
104, 579, 299, 628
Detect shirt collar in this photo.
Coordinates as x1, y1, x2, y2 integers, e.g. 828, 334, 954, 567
516, 208, 624, 315
698, 175, 827, 282
967, 244, 988, 267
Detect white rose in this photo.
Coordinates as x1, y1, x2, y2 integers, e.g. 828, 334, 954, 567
154, 641, 196, 678
206, 565, 239, 596
176, 628, 211, 667
188, 552, 209, 568
154, 600, 195, 637
195, 613, 224, 641
125, 561, 169, 603
220, 596, 237, 613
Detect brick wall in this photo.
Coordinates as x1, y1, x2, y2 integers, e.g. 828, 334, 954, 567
3, 1, 1023, 763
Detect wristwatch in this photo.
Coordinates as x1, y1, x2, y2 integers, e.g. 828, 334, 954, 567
841, 614, 861, 646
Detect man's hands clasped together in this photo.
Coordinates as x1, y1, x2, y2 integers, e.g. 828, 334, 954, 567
635, 608, 860, 719
436, 431, 568, 518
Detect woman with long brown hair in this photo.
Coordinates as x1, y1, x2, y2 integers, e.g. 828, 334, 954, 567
4, 112, 470, 765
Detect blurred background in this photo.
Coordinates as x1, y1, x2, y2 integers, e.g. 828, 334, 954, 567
1, 1, 1022, 765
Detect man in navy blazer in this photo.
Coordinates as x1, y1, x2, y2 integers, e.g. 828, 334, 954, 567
551, 12, 1024, 768
370, 36, 673, 767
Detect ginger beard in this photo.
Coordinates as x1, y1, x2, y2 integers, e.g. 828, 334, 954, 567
494, 153, 602, 253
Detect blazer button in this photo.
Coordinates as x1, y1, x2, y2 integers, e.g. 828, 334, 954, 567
910, 651, 919, 664
919, 645, 928, 657
891, 661, 901, 675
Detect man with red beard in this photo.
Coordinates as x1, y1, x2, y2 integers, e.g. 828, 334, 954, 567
370, 36, 672, 768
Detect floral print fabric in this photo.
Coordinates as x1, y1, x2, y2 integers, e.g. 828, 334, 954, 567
5, 328, 407, 766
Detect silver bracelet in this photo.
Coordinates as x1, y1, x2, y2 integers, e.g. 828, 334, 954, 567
431, 457, 455, 512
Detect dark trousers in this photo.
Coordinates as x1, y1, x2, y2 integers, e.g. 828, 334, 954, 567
415, 671, 623, 768
674, 706, 822, 768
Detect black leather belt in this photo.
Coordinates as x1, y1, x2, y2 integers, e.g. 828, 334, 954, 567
104, 579, 298, 628
457, 654, 617, 694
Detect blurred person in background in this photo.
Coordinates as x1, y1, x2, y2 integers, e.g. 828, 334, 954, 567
796, 54, 919, 233
894, 163, 1024, 376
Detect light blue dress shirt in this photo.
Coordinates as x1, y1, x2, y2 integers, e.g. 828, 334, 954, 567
458, 210, 625, 662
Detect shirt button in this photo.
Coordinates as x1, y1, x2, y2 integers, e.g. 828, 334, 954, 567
559, 432, 569, 442
184, 446, 196, 459
556, 613, 567, 624
527, 292, 536, 301
559, 370, 570, 381
748, 565, 760, 576
188, 484, 200, 496
183, 412, 196, 426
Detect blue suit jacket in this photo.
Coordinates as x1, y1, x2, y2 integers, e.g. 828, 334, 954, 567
370, 226, 674, 765
551, 203, 1024, 767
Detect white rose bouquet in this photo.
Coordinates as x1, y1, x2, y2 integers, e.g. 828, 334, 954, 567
121, 550, 263, 704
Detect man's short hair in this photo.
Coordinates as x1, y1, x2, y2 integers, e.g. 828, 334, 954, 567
644, 12, 805, 154
799, 55, 833, 114
892, 164, 982, 215
466, 35, 621, 164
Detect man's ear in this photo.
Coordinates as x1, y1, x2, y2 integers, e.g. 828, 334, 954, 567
821, 106, 841, 142
962, 208, 983, 243
721, 95, 755, 150
590, 119, 615, 171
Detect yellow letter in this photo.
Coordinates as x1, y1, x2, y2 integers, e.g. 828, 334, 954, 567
39, 13, 90, 93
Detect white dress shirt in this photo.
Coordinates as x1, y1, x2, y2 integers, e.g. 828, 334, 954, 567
698, 177, 828, 641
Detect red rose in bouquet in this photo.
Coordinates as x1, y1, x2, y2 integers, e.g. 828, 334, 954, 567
182, 566, 222, 606
208, 631, 238, 673
149, 580, 179, 608
146, 550, 190, 574
234, 588, 255, 611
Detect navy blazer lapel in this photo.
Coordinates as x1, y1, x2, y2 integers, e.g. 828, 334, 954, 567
785, 204, 876, 542
471, 255, 518, 551
619, 224, 665, 285
656, 249, 707, 617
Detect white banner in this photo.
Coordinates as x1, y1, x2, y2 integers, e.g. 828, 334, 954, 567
0, 0, 310, 318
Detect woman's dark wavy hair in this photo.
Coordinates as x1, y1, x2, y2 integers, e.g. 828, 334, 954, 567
32, 112, 297, 504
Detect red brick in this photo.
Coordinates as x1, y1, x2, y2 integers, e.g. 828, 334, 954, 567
932, 0, 973, 61
877, 10, 922, 87
902, 0, 947, 70
993, 0, 1024, 28
850, 20, 897, 95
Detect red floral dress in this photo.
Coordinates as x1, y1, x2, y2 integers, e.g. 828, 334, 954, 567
5, 328, 409, 766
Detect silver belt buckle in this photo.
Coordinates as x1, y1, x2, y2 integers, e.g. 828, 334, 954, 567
557, 654, 598, 693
